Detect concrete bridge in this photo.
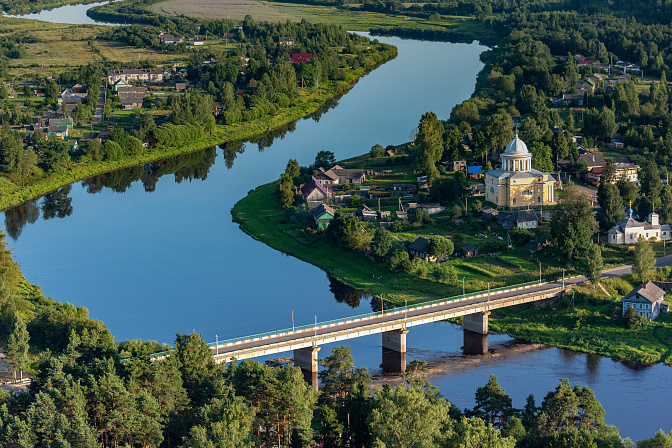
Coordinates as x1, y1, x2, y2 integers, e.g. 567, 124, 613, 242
211, 276, 584, 387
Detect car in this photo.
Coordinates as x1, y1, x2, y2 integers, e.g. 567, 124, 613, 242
403, 194, 414, 198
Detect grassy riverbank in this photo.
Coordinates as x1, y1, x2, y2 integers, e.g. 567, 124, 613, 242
233, 182, 672, 366
232, 183, 462, 303
490, 278, 672, 365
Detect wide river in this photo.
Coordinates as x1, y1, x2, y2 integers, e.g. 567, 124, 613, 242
3, 7, 672, 439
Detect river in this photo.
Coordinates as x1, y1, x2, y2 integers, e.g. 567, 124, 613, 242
3, 4, 672, 441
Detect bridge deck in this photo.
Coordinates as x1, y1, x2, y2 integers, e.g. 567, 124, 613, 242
211, 275, 587, 362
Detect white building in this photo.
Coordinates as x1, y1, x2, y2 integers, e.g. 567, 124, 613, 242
622, 282, 669, 320
608, 209, 671, 244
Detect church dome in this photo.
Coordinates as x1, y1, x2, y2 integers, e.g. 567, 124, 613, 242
504, 134, 529, 155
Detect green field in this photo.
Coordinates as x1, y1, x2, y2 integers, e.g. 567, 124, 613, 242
149, 0, 483, 33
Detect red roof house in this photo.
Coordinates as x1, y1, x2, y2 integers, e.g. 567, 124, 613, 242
292, 53, 313, 64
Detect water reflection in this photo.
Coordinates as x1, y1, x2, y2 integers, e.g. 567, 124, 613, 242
308, 97, 340, 123
253, 122, 296, 153
41, 185, 73, 220
4, 200, 39, 240
329, 275, 370, 309
5, 146, 220, 241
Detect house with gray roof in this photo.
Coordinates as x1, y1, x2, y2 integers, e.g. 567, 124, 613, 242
622, 282, 669, 320
407, 237, 448, 262
608, 209, 670, 244
315, 165, 365, 186
501, 210, 539, 230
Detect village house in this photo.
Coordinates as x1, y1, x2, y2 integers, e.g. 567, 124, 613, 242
300, 177, 332, 208
552, 93, 585, 106
578, 152, 606, 171
312, 203, 334, 228
48, 118, 73, 129
467, 166, 482, 179
356, 204, 378, 221
500, 209, 539, 230
407, 237, 447, 262
47, 125, 68, 139
160, 34, 183, 44
615, 161, 639, 182
279, 37, 295, 46
461, 245, 479, 257
443, 159, 467, 171
107, 68, 165, 84
291, 53, 313, 64
315, 165, 365, 186
622, 282, 670, 320
608, 210, 670, 244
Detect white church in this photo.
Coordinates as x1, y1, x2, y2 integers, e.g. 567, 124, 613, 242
608, 208, 671, 244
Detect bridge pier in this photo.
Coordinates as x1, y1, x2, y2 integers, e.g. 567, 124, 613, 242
381, 329, 408, 373
293, 346, 320, 390
463, 311, 490, 335
463, 330, 489, 356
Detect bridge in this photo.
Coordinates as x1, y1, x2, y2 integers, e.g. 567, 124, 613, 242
209, 276, 586, 387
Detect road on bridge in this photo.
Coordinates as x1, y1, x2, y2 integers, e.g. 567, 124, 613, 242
212, 254, 672, 359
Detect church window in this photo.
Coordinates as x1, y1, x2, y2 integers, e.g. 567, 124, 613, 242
490, 187, 494, 193
538, 196, 541, 202
521, 189, 533, 196
513, 198, 516, 205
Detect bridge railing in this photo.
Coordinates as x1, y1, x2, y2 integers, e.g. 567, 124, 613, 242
209, 278, 555, 348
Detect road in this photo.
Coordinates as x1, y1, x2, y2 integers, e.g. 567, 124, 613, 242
211, 254, 672, 360
93, 85, 105, 124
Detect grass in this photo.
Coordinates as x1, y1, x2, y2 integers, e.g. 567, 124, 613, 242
232, 182, 566, 304
1, 19, 181, 78
149, 0, 482, 33
233, 182, 672, 365
490, 277, 672, 365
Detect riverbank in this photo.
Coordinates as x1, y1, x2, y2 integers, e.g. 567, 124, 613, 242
0, 63, 392, 212
232, 181, 672, 366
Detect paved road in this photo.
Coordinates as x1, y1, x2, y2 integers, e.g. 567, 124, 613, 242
212, 254, 672, 359
93, 85, 105, 124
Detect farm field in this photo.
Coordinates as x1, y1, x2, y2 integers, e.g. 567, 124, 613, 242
2, 19, 180, 77
151, 0, 477, 32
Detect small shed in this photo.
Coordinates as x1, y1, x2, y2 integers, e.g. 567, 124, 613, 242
312, 204, 335, 228
461, 245, 479, 257
467, 166, 483, 179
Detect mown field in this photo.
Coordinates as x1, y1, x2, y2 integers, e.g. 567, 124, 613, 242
150, 0, 480, 32
1, 19, 180, 78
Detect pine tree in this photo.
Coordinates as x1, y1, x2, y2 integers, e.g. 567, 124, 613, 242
7, 316, 29, 381
472, 374, 515, 429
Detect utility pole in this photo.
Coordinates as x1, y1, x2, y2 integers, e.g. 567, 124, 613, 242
292, 310, 295, 332
216, 335, 218, 356
463, 277, 465, 298
539, 262, 542, 284
562, 268, 565, 289
404, 298, 408, 326
314, 315, 317, 339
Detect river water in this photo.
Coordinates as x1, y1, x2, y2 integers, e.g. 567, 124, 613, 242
2, 5, 671, 440
3, 0, 117, 25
